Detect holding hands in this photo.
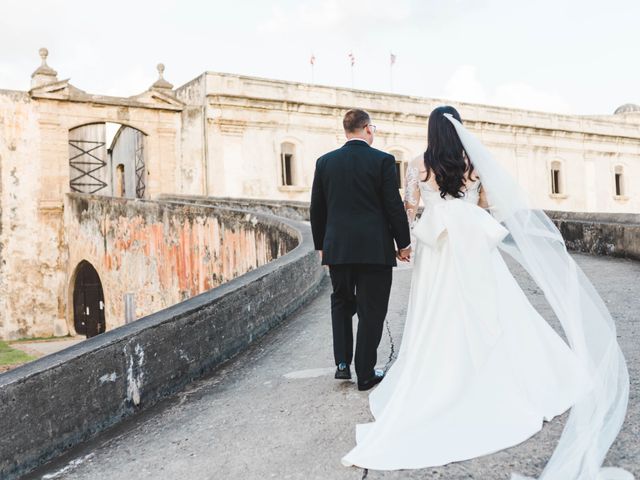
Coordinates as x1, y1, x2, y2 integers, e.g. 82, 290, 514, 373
397, 246, 411, 262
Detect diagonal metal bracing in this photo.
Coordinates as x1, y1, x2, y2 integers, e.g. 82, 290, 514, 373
134, 139, 145, 198
69, 139, 107, 194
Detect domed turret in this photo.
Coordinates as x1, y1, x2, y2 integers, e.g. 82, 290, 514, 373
614, 103, 640, 115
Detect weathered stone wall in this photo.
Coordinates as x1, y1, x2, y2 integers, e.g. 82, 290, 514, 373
0, 208, 324, 480
162, 194, 312, 222
3, 54, 640, 341
64, 194, 298, 335
547, 210, 640, 260
166, 196, 640, 262
0, 90, 67, 339
177, 75, 208, 196
0, 87, 184, 339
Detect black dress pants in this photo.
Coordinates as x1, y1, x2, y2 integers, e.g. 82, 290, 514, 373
329, 264, 393, 380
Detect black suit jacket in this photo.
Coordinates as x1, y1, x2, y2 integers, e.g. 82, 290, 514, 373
310, 140, 411, 266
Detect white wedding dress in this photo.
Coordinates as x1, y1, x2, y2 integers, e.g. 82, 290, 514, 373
341, 173, 592, 470
341, 116, 631, 479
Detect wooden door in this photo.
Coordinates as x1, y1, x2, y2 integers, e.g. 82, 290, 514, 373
73, 261, 106, 338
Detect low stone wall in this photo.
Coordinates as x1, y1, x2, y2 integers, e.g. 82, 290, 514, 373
0, 198, 324, 480
165, 196, 640, 261
547, 210, 640, 260
162, 194, 311, 222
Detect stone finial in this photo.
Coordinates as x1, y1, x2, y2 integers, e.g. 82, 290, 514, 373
31, 47, 59, 88
151, 63, 174, 91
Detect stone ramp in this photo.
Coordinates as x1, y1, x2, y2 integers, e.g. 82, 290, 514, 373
26, 254, 640, 480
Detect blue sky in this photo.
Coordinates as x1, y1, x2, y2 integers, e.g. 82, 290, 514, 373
1, 0, 638, 114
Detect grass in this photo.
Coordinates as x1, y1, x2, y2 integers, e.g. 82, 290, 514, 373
0, 340, 36, 366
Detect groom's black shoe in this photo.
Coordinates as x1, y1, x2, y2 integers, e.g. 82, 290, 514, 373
335, 362, 352, 380
357, 370, 385, 391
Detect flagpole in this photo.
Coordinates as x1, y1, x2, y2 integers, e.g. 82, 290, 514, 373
310, 53, 316, 84
390, 52, 396, 93
348, 52, 355, 89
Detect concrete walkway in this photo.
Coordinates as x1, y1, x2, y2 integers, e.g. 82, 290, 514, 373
11, 337, 84, 357
26, 254, 639, 480
0, 337, 84, 374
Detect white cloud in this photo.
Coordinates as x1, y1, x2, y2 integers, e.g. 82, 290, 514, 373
0, 0, 631, 114
443, 65, 487, 105
493, 82, 571, 114
443, 65, 572, 114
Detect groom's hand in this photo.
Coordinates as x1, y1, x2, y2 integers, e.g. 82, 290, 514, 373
397, 246, 411, 262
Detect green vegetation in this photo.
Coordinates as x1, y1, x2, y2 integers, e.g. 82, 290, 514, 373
0, 341, 36, 366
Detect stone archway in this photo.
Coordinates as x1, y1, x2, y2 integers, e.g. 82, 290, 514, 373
72, 261, 106, 338
68, 122, 146, 198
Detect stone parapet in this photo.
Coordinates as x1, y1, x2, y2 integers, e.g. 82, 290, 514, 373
547, 210, 640, 260
165, 197, 640, 261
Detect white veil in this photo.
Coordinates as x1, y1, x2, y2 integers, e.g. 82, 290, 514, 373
443, 113, 632, 480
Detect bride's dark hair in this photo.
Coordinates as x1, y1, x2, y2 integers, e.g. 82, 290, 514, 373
424, 105, 476, 199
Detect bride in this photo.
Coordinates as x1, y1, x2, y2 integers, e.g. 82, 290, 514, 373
341, 106, 632, 480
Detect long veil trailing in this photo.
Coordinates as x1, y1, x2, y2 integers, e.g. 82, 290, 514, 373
443, 113, 633, 480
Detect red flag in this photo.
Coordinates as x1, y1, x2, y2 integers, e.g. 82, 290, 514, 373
390, 52, 396, 66
348, 52, 355, 66
310, 53, 316, 66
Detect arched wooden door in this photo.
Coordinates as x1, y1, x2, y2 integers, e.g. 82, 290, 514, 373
73, 261, 106, 338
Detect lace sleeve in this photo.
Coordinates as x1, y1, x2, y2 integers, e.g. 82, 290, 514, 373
404, 163, 421, 227
478, 182, 489, 209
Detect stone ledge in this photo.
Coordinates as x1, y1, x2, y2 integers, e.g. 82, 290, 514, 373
547, 210, 640, 260
0, 198, 324, 480
164, 196, 640, 263
163, 195, 312, 222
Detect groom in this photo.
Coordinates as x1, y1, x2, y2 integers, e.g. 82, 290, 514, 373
310, 109, 412, 391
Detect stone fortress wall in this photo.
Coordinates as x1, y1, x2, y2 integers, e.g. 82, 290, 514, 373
176, 72, 640, 214
0, 51, 185, 339
1, 48, 639, 339
62, 194, 298, 338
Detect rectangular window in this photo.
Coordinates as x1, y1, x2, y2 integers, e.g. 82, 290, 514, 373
281, 153, 293, 186
551, 169, 561, 194
615, 173, 623, 196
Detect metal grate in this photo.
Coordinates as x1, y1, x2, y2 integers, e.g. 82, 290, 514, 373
69, 139, 108, 194
135, 135, 145, 198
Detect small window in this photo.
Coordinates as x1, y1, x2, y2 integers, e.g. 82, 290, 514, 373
550, 161, 562, 195
116, 164, 125, 197
614, 166, 624, 197
390, 150, 405, 189
280, 142, 296, 186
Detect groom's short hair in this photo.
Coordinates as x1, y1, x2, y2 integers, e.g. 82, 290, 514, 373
343, 109, 371, 133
